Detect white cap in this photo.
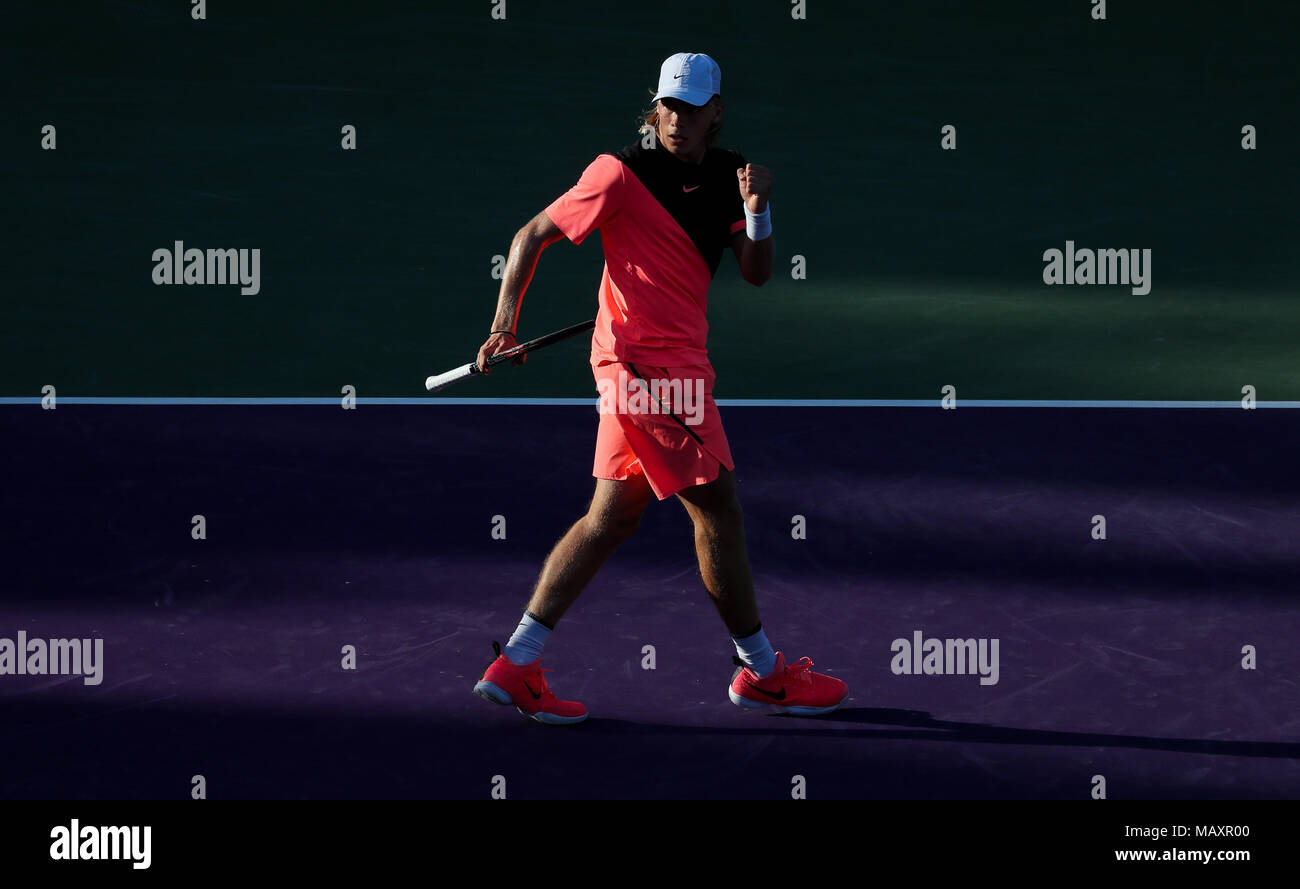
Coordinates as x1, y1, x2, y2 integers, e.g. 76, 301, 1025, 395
652, 52, 721, 107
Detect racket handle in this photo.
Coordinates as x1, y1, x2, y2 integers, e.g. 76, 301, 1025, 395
425, 362, 481, 392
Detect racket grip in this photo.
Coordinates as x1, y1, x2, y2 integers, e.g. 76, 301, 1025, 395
425, 362, 481, 392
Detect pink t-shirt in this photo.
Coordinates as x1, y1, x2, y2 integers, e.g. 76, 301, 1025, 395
545, 147, 747, 369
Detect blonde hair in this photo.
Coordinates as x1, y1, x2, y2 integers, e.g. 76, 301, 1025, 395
637, 91, 724, 149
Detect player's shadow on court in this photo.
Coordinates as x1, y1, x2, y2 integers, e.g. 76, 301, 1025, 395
780, 708, 1300, 759
590, 708, 1300, 761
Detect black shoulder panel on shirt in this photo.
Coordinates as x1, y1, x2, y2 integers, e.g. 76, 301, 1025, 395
614, 142, 747, 277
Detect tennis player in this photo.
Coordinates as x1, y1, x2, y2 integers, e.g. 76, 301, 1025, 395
472, 53, 847, 723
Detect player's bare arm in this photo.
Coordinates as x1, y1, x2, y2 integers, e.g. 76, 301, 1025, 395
476, 210, 567, 373
732, 162, 773, 286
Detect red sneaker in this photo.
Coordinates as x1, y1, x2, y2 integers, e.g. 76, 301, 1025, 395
729, 652, 847, 715
473, 642, 588, 725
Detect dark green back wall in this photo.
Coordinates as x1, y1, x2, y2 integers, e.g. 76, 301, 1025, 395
5, 1, 1296, 398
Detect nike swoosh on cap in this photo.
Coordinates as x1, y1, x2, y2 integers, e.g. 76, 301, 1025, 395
683, 185, 700, 192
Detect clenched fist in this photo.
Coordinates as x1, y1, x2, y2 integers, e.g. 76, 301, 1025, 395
736, 163, 772, 213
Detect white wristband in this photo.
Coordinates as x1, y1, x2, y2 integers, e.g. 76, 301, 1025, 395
744, 203, 772, 241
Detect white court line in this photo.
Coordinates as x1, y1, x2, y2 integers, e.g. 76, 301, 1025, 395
1, 397, 1297, 408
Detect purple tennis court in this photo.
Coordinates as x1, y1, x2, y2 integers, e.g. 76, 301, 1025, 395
2, 403, 1296, 799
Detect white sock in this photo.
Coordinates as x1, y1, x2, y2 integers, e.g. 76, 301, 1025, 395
504, 612, 551, 665
732, 625, 777, 678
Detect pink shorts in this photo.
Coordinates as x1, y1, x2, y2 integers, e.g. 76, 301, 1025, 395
591, 361, 735, 500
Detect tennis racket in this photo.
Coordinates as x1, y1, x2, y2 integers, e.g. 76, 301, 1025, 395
424, 319, 596, 392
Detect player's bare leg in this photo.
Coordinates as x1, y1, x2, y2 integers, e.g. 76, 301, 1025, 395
675, 468, 761, 634
678, 468, 848, 714
474, 474, 653, 724
525, 474, 655, 626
